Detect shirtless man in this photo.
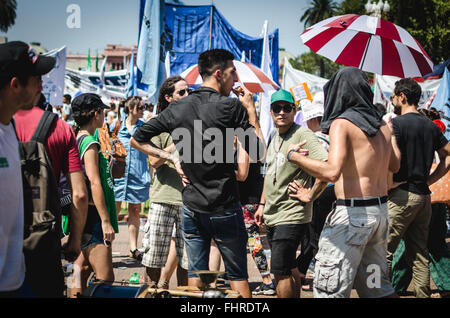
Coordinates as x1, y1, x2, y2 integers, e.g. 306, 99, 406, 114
286, 67, 400, 298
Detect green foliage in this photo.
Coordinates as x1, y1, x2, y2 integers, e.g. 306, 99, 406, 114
0, 0, 17, 33
335, 0, 366, 15
300, 0, 339, 27
386, 0, 449, 64
289, 51, 342, 79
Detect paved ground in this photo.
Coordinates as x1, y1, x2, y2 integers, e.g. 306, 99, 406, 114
64, 215, 446, 298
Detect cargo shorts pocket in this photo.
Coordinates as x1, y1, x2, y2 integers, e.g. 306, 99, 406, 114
345, 214, 376, 246
314, 256, 341, 293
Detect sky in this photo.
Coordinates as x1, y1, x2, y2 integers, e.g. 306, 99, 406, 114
0, 0, 314, 57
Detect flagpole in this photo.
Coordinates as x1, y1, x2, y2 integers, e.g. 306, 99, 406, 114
209, 5, 214, 49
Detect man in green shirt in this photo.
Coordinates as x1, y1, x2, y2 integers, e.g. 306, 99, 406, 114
255, 90, 328, 298
141, 76, 190, 288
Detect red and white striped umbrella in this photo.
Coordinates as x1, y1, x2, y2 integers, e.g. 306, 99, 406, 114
181, 60, 279, 93
300, 14, 434, 78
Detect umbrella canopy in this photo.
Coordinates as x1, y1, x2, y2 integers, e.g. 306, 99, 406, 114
300, 14, 434, 78
181, 60, 279, 93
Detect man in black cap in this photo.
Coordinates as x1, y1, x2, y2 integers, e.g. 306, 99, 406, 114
0, 41, 55, 297
286, 67, 401, 298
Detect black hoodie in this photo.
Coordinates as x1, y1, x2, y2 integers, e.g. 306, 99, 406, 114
320, 67, 382, 137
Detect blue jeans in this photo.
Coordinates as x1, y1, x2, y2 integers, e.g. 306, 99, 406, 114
81, 221, 104, 250
181, 203, 248, 281
0, 281, 35, 298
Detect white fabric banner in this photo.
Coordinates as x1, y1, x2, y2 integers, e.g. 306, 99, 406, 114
281, 57, 328, 94
259, 20, 276, 143
64, 68, 147, 99
373, 75, 442, 109
42, 46, 66, 106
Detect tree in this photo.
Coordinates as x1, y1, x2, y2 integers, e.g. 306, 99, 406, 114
334, 0, 366, 15
300, 0, 339, 77
289, 51, 342, 79
0, 0, 17, 33
386, 0, 449, 64
300, 0, 338, 27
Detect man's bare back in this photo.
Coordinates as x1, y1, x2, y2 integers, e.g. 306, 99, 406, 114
332, 118, 392, 199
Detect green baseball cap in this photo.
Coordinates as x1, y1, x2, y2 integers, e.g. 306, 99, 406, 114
271, 89, 295, 105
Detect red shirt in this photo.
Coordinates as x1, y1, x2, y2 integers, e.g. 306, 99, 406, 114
14, 107, 82, 183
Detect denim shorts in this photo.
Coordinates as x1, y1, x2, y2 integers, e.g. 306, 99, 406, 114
81, 205, 104, 250
181, 203, 248, 281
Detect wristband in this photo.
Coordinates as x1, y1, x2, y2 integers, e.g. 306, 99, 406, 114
287, 149, 296, 161
259, 203, 265, 206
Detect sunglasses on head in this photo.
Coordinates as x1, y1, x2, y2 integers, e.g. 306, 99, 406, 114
175, 89, 191, 97
271, 103, 294, 114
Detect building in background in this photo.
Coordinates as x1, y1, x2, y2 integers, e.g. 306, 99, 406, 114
66, 44, 137, 71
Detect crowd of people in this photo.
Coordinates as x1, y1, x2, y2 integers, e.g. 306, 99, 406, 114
0, 41, 449, 299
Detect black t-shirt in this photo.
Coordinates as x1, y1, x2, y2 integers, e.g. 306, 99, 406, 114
133, 87, 264, 214
393, 112, 448, 195
237, 161, 264, 205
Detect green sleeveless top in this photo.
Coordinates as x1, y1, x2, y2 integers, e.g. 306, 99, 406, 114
62, 131, 119, 235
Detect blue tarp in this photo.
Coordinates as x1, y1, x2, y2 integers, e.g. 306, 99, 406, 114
424, 59, 450, 79
162, 4, 279, 84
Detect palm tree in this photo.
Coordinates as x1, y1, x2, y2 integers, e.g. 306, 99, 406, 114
0, 0, 17, 33
300, 0, 338, 77
300, 0, 338, 28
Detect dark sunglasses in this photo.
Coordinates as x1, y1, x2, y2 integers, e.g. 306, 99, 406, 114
137, 105, 145, 111
271, 103, 294, 114
175, 89, 191, 97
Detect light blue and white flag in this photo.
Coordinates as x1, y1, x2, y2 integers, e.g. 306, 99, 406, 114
126, 48, 137, 98
99, 56, 107, 89
137, 0, 167, 101
430, 67, 450, 139
43, 46, 66, 106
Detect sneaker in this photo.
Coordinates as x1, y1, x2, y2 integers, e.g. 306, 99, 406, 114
252, 282, 276, 296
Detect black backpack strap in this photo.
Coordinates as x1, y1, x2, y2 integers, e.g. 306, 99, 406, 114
31, 111, 57, 144
10, 117, 18, 139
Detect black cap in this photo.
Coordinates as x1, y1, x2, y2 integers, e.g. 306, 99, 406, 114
0, 41, 56, 79
71, 93, 110, 116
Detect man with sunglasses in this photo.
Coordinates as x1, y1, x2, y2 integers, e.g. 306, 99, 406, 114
254, 89, 328, 298
141, 76, 191, 290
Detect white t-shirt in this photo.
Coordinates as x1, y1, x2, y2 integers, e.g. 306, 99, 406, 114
0, 122, 25, 292
62, 103, 74, 126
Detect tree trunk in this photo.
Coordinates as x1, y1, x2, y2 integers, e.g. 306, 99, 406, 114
319, 58, 325, 78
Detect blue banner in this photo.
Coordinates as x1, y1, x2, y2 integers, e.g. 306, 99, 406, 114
137, 0, 166, 100
139, 3, 280, 87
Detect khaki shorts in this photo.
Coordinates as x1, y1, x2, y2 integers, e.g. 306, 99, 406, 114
313, 200, 395, 298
